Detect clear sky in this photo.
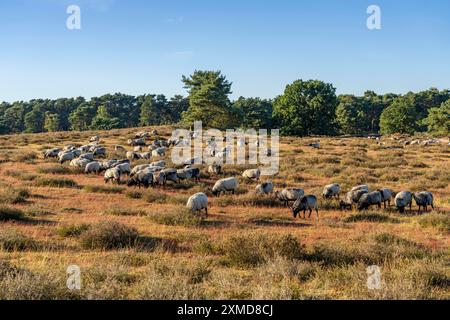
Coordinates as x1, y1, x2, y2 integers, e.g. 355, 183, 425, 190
1, 0, 450, 102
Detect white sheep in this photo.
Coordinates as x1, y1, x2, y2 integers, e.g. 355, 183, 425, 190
292, 195, 319, 219
242, 168, 261, 181
116, 163, 131, 176
275, 188, 304, 206
104, 167, 121, 184
85, 161, 101, 174
186, 192, 208, 215
378, 188, 393, 208
212, 177, 239, 196
357, 191, 382, 210
322, 183, 341, 199
395, 191, 413, 213
152, 147, 166, 157
59, 151, 75, 164
256, 182, 274, 195
413, 191, 434, 213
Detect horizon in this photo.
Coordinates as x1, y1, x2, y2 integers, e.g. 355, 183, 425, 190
1, 0, 450, 102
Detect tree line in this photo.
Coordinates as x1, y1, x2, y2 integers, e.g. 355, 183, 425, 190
1, 70, 449, 136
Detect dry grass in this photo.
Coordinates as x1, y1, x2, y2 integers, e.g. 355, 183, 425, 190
0, 126, 448, 300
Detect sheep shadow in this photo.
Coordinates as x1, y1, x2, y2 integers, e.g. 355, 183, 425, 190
247, 217, 311, 228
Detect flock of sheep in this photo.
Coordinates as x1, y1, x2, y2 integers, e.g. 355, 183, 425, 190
42, 130, 436, 220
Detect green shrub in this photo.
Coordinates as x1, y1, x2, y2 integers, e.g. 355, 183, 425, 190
37, 166, 73, 175
80, 221, 139, 250
105, 208, 146, 216
0, 230, 38, 251
57, 224, 90, 237
0, 189, 31, 204
148, 209, 204, 227
5, 170, 37, 181
126, 191, 142, 199
34, 177, 78, 188
221, 233, 304, 268
418, 213, 450, 233
83, 185, 124, 194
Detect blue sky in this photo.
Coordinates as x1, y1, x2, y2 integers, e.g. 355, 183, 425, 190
1, 0, 450, 102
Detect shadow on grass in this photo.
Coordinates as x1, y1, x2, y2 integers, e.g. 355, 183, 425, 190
247, 217, 311, 228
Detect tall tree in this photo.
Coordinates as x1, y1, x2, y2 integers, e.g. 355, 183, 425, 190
139, 95, 158, 126
90, 105, 120, 130
168, 95, 189, 123
44, 112, 60, 132
180, 70, 234, 129
233, 97, 273, 129
69, 104, 97, 131
273, 79, 337, 136
380, 96, 419, 135
422, 100, 450, 135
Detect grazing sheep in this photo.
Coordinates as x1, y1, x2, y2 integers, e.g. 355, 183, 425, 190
152, 129, 159, 136
153, 171, 166, 187
150, 160, 166, 168
44, 148, 60, 159
134, 146, 143, 152
357, 191, 382, 210
127, 170, 153, 188
90, 136, 100, 142
135, 131, 149, 139
70, 158, 92, 169
130, 164, 163, 177
186, 192, 208, 215
322, 183, 341, 199
127, 138, 146, 146
72, 149, 82, 157
79, 153, 94, 161
208, 164, 222, 175
138, 152, 152, 160
395, 191, 413, 213
413, 191, 434, 213
161, 168, 179, 184
292, 195, 319, 219
309, 141, 320, 149
116, 163, 131, 176
255, 182, 274, 195
59, 151, 75, 164
152, 147, 166, 157
242, 168, 261, 181
177, 168, 201, 182
93, 147, 106, 157
104, 167, 121, 184
63, 145, 76, 151
275, 188, 305, 207
85, 161, 101, 174
378, 188, 393, 208
340, 185, 370, 210
212, 177, 239, 196
126, 151, 140, 161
